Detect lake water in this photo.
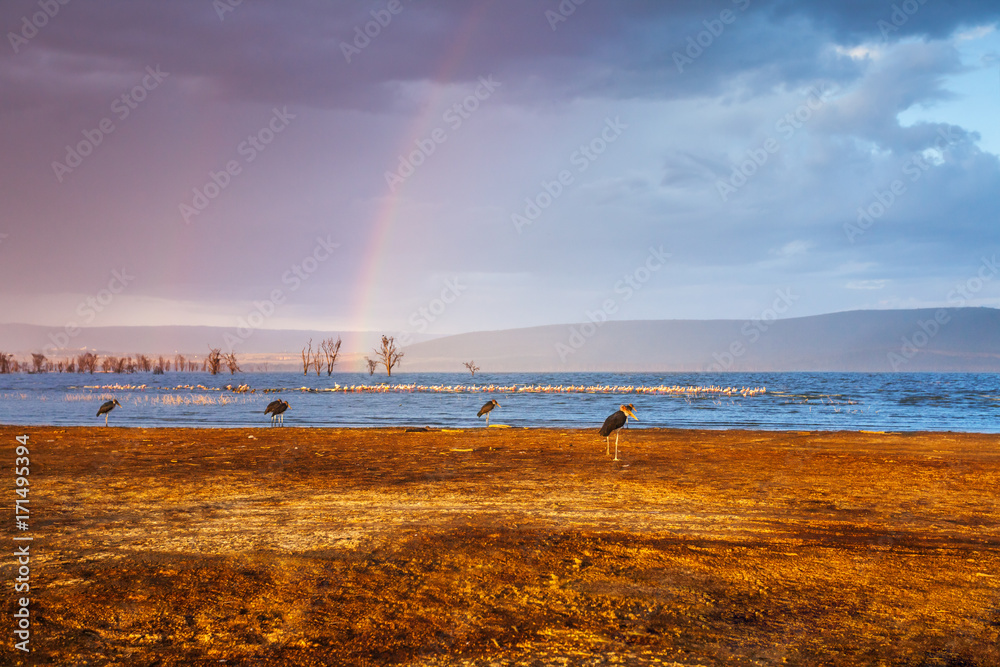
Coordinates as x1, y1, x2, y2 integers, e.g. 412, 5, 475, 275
1, 372, 998, 432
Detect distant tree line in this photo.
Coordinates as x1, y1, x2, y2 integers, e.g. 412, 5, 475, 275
0, 351, 202, 374
0, 332, 440, 376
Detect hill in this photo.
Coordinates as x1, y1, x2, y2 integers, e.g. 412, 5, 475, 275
4, 308, 999, 372
399, 308, 1000, 372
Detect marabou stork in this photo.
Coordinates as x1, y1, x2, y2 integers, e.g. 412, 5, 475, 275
96, 398, 121, 427
599, 404, 638, 461
265, 399, 289, 426
477, 399, 500, 426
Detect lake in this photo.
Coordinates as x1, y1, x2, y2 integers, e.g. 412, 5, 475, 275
1, 372, 998, 432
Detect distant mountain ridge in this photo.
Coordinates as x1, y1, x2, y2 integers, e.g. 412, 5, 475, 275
2, 308, 999, 372
399, 308, 1000, 372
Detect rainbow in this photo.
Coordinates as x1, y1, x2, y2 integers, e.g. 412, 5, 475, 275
350, 4, 492, 332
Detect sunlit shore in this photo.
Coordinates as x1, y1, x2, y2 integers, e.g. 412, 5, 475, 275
13, 425, 1000, 666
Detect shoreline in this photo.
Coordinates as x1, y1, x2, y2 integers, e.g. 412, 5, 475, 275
6, 423, 1000, 435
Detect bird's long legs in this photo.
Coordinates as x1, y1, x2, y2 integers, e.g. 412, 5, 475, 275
105, 414, 109, 427
606, 436, 610, 455
613, 431, 620, 461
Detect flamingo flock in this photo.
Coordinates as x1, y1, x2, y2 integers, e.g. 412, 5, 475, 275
85, 382, 766, 396
268, 383, 767, 396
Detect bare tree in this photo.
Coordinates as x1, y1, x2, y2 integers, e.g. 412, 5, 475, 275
77, 352, 98, 374
372, 335, 403, 377
320, 336, 342, 376
224, 351, 241, 374
101, 356, 113, 373
301, 339, 313, 376
0, 353, 12, 374
135, 354, 152, 372
206, 348, 223, 375
463, 361, 480, 376
31, 353, 47, 373
312, 352, 322, 376
364, 356, 378, 376
256, 362, 270, 372
175, 354, 186, 372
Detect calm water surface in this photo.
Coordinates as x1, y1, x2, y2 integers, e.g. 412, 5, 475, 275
1, 372, 998, 432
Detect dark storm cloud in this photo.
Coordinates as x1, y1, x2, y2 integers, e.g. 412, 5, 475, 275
4, 0, 997, 114
771, 0, 1000, 42
0, 0, 997, 329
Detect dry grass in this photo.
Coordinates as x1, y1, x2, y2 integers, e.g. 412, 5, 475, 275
9, 426, 1000, 666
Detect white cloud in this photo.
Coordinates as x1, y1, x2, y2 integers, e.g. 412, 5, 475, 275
772, 240, 815, 257
955, 24, 996, 42
846, 280, 887, 290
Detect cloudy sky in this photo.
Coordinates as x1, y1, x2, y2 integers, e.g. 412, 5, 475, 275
1, 0, 998, 339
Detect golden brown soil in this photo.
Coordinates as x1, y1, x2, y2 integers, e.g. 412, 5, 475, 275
7, 426, 1000, 666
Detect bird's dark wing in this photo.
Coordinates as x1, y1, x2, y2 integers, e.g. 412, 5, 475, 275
264, 400, 281, 414
477, 401, 494, 417
599, 410, 626, 436
97, 400, 113, 416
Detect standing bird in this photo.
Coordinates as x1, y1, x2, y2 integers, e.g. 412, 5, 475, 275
477, 399, 500, 426
97, 398, 121, 427
264, 399, 289, 426
599, 404, 638, 461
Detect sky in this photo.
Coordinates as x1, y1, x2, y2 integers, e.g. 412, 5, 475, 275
1, 0, 998, 342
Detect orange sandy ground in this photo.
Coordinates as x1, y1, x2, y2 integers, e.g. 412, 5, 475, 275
4, 426, 1000, 666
